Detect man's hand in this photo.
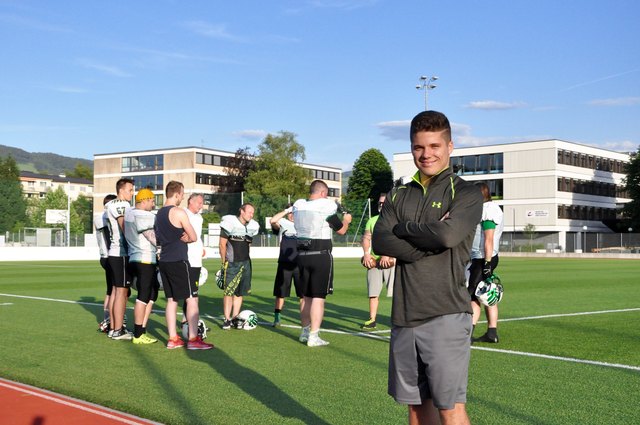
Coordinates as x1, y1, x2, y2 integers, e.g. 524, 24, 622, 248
343, 213, 352, 225
361, 253, 376, 269
180, 232, 190, 243
482, 261, 492, 280
378, 256, 396, 269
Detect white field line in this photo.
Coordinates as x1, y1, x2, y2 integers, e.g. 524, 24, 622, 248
2, 292, 639, 370
471, 346, 640, 371
0, 378, 161, 424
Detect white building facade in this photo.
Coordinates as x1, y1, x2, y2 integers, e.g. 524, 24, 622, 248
93, 146, 342, 216
393, 139, 631, 252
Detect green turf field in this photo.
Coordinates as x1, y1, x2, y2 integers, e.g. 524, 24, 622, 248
0, 257, 639, 424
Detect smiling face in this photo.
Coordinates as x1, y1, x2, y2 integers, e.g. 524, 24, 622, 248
239, 204, 255, 224
411, 129, 453, 178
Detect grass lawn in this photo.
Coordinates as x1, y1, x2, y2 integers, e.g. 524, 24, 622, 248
0, 257, 638, 424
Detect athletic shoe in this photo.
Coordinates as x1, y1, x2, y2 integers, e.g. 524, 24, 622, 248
307, 334, 330, 347
222, 319, 232, 330
299, 326, 310, 343
167, 336, 185, 349
187, 336, 214, 350
98, 319, 110, 333
111, 328, 133, 340
473, 333, 499, 343
132, 334, 158, 345
361, 319, 377, 331
107, 329, 114, 338
232, 317, 243, 329
273, 312, 281, 327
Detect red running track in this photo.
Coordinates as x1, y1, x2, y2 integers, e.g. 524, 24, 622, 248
0, 378, 161, 425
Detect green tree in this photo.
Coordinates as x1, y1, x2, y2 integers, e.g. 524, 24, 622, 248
0, 155, 27, 233
244, 131, 309, 229
66, 163, 93, 180
523, 223, 537, 252
343, 148, 393, 232
211, 148, 255, 216
72, 194, 94, 234
622, 149, 640, 230
28, 186, 84, 233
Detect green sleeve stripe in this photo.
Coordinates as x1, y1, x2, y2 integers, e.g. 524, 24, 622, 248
481, 220, 497, 230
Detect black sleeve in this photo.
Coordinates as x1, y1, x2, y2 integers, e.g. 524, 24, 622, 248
326, 214, 344, 232
371, 189, 426, 263
392, 184, 483, 251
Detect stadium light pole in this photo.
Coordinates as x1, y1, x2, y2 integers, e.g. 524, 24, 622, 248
416, 75, 438, 111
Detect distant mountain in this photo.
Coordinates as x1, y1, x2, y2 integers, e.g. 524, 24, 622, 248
0, 144, 93, 175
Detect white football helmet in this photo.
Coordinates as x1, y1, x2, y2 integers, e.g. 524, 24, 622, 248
182, 319, 209, 340
235, 310, 258, 330
198, 267, 208, 287
475, 274, 504, 307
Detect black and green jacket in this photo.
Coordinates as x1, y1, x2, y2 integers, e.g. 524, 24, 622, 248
372, 168, 483, 327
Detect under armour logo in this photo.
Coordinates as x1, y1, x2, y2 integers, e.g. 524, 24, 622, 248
432, 201, 442, 208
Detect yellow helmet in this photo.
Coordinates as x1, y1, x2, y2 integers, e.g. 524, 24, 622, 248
135, 188, 155, 203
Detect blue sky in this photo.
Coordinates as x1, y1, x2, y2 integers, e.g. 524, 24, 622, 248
1, 0, 639, 171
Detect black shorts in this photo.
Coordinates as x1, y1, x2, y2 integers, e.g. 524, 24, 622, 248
296, 250, 333, 298
108, 256, 132, 288
100, 257, 114, 296
223, 260, 252, 297
189, 266, 202, 288
273, 262, 302, 298
131, 262, 160, 304
159, 260, 198, 301
468, 256, 499, 301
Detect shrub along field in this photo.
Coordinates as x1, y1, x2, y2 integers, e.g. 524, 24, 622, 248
0, 257, 638, 424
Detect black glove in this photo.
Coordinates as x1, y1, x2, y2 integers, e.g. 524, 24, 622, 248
482, 261, 492, 280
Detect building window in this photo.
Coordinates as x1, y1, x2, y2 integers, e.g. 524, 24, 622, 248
122, 155, 163, 172
131, 174, 164, 191
196, 152, 230, 168
328, 188, 340, 197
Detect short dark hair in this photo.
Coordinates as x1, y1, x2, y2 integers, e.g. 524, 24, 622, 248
240, 202, 254, 212
165, 180, 184, 198
310, 179, 328, 194
103, 194, 117, 205
116, 178, 134, 193
410, 110, 451, 142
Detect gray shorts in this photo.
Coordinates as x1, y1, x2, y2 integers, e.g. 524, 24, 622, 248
388, 313, 472, 409
367, 266, 395, 298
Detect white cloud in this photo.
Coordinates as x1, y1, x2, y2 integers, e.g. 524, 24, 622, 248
375, 120, 409, 140
308, 0, 379, 10
0, 13, 71, 33
77, 59, 132, 78
182, 21, 245, 42
233, 129, 268, 141
465, 100, 527, 110
587, 97, 640, 107
601, 140, 639, 152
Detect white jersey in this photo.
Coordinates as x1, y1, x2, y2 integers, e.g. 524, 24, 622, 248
220, 215, 260, 238
186, 208, 204, 268
292, 197, 337, 240
276, 217, 296, 241
471, 201, 504, 259
105, 198, 131, 257
124, 208, 157, 264
93, 212, 109, 258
